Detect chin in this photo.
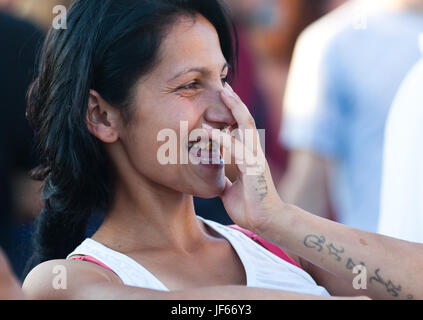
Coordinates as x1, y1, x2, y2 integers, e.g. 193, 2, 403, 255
190, 179, 226, 199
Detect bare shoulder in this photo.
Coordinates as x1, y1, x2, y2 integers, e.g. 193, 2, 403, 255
22, 259, 121, 300
0, 249, 26, 299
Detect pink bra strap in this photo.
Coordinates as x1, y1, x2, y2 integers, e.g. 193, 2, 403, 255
70, 256, 116, 274
229, 225, 303, 270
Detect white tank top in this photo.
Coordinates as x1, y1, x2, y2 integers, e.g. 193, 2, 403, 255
67, 217, 330, 297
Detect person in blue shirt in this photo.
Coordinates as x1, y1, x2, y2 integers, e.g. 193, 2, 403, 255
378, 34, 423, 242
278, 0, 423, 232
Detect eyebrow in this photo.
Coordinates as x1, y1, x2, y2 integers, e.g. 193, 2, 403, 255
168, 62, 230, 82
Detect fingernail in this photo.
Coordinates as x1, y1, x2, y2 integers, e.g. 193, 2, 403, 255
202, 123, 213, 132
222, 87, 232, 97
222, 126, 231, 134
225, 82, 234, 92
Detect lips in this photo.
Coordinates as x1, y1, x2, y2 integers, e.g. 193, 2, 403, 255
188, 139, 224, 165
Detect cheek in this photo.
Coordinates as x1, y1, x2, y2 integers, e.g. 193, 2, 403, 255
154, 97, 205, 139
122, 100, 198, 170
123, 125, 182, 189
122, 91, 213, 187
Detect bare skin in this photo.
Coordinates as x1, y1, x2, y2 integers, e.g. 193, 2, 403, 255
23, 14, 367, 300
213, 83, 423, 301
278, 151, 332, 220
0, 249, 26, 300
23, 3, 423, 301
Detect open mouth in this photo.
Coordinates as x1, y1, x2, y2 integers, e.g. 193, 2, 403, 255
188, 139, 224, 166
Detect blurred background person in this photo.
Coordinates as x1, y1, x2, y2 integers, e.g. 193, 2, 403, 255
196, 0, 343, 225
0, 0, 71, 280
0, 0, 70, 30
225, 0, 344, 181
0, 5, 44, 279
278, 0, 423, 232
378, 32, 423, 243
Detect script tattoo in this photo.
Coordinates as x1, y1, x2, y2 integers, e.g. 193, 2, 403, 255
303, 234, 410, 299
346, 258, 365, 270
304, 235, 326, 252
304, 235, 345, 262
326, 243, 345, 262
370, 269, 402, 297
254, 166, 268, 201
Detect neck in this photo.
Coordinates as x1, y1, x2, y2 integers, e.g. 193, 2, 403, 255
107, 181, 207, 250
94, 151, 210, 254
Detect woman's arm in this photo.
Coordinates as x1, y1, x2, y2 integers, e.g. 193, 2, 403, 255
215, 82, 423, 300
22, 259, 364, 300
283, 250, 369, 298
0, 249, 26, 300
257, 204, 423, 300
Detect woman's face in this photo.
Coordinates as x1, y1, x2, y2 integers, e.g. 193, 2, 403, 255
118, 14, 236, 198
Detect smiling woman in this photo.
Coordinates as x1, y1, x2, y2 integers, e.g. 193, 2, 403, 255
22, 0, 338, 300
25, 0, 237, 268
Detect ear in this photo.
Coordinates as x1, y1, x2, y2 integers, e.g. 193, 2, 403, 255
86, 90, 121, 143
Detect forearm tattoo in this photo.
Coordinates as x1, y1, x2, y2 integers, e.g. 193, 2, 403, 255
252, 165, 268, 201
303, 234, 413, 299
255, 173, 268, 201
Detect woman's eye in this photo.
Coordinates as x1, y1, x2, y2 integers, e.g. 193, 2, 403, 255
180, 81, 200, 90
177, 76, 228, 92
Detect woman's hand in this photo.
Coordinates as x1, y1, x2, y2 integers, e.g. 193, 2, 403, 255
205, 83, 285, 233
204, 84, 423, 301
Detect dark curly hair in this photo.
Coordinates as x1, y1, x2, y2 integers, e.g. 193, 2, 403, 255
25, 0, 237, 271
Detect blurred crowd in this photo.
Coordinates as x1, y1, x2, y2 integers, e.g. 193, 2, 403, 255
1, 0, 422, 283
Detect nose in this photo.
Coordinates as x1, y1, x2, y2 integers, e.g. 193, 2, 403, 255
203, 89, 236, 129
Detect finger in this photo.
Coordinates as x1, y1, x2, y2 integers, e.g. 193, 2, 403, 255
225, 83, 239, 98
203, 126, 265, 174
216, 129, 247, 165
221, 125, 265, 164
221, 83, 256, 131
218, 177, 233, 206
220, 177, 233, 197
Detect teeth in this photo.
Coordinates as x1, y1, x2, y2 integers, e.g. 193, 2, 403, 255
200, 156, 224, 165
210, 141, 220, 152
199, 140, 208, 150
189, 140, 219, 152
